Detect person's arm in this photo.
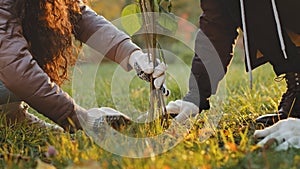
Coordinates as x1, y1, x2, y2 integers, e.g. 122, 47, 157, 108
166, 0, 240, 120
74, 4, 166, 88
0, 4, 85, 131
197, 0, 239, 96
74, 4, 140, 71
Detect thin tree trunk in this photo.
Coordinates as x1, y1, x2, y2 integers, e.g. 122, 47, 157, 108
139, 0, 168, 125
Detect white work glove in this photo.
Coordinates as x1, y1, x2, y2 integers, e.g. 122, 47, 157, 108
166, 100, 199, 126
85, 107, 132, 133
254, 118, 300, 151
137, 100, 199, 126
129, 50, 167, 89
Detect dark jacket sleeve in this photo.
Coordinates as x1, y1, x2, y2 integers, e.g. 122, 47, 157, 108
191, 0, 239, 97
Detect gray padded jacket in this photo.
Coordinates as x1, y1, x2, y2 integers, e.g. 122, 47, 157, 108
0, 0, 139, 129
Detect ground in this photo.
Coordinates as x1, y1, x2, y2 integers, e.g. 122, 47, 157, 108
1, 51, 300, 169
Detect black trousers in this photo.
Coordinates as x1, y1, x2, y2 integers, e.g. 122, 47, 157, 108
183, 0, 300, 109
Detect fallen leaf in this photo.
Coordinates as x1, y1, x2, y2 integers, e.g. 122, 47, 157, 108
225, 142, 238, 152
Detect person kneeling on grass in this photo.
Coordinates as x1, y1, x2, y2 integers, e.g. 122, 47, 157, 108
167, 0, 300, 125
0, 0, 166, 132
164, 0, 300, 149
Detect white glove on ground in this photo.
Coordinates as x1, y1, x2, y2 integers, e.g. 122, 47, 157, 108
254, 118, 300, 151
166, 100, 199, 124
129, 50, 167, 89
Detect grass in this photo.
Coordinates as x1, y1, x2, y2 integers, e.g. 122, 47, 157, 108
1, 53, 300, 169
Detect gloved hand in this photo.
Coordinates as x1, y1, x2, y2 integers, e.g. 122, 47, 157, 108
254, 118, 300, 151
166, 100, 199, 123
129, 50, 167, 89
137, 100, 199, 124
72, 107, 132, 141
86, 107, 132, 131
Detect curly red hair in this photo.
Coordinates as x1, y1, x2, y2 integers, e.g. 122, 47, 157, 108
12, 0, 83, 86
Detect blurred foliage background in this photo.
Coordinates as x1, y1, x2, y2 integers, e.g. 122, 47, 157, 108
88, 0, 202, 25
83, 0, 207, 65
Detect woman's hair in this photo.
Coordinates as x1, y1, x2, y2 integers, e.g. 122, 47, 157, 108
11, 0, 83, 86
